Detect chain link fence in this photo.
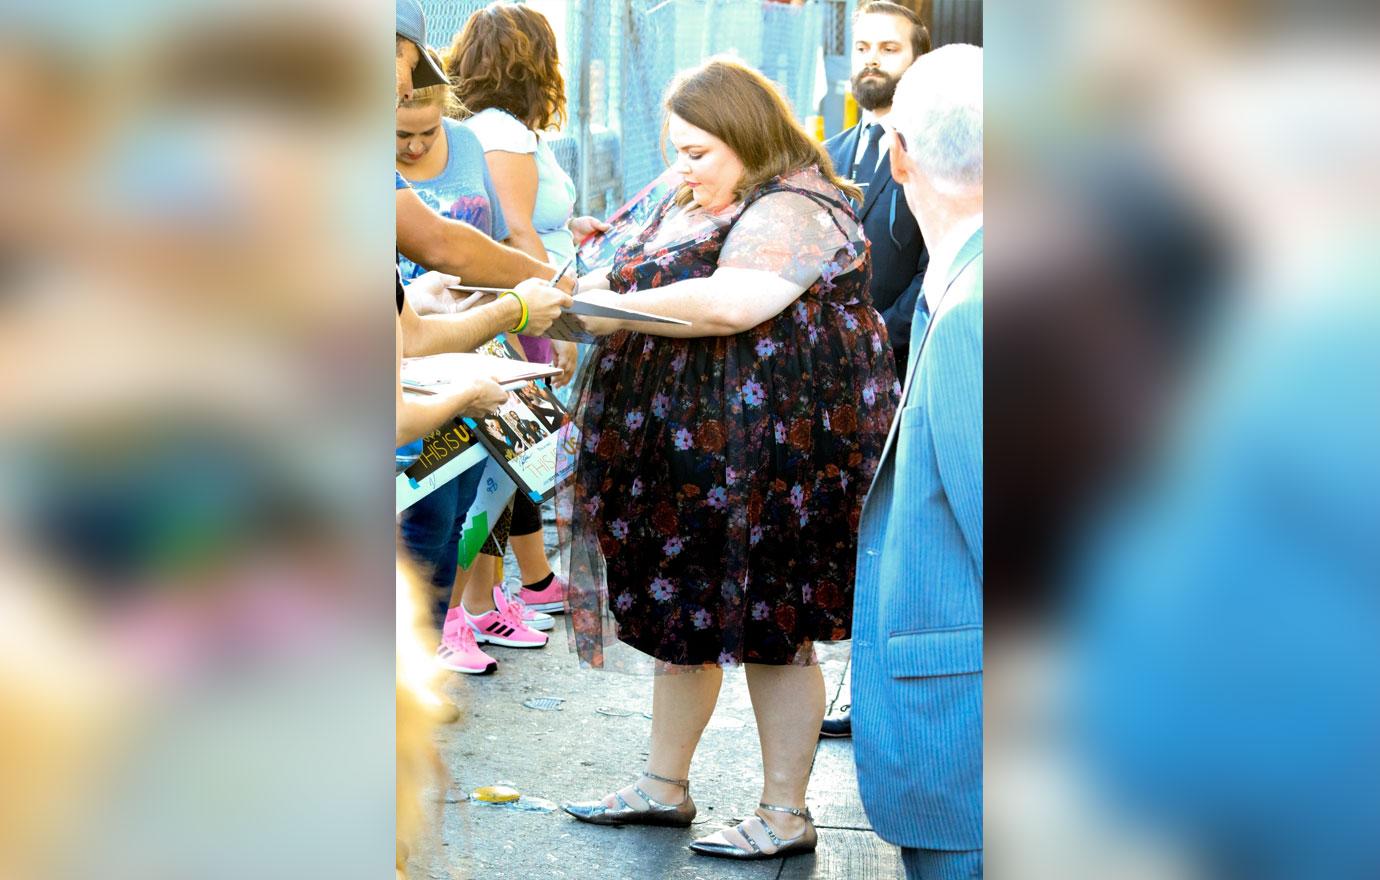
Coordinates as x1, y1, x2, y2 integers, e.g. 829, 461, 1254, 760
420, 0, 854, 216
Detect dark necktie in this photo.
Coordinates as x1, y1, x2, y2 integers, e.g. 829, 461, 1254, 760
855, 123, 884, 184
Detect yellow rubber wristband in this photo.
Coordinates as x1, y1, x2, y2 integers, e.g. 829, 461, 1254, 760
502, 290, 529, 333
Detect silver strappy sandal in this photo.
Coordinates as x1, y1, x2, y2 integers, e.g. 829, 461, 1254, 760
688, 802, 818, 860
561, 771, 697, 827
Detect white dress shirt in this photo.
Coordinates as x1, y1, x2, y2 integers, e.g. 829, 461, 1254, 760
922, 213, 984, 311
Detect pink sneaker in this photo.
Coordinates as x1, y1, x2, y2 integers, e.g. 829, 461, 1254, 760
463, 586, 549, 648
506, 589, 555, 632
517, 576, 566, 614
436, 608, 498, 674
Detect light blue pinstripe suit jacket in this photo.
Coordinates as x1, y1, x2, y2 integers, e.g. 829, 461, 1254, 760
852, 227, 983, 853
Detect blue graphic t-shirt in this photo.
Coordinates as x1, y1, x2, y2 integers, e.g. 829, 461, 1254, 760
395, 126, 513, 472
397, 117, 510, 281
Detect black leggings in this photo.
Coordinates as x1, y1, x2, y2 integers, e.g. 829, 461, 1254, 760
478, 494, 543, 557
510, 493, 542, 535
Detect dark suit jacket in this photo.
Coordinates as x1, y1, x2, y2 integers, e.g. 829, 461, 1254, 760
825, 123, 930, 376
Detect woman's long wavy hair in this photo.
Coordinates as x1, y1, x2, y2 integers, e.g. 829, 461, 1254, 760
664, 57, 861, 207
445, 3, 566, 131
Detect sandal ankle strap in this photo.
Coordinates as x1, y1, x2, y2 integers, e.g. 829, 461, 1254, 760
643, 770, 690, 790
758, 801, 812, 821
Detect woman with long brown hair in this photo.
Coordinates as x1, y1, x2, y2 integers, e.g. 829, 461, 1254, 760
559, 57, 899, 860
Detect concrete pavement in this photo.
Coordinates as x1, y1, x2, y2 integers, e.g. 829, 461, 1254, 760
410, 570, 899, 879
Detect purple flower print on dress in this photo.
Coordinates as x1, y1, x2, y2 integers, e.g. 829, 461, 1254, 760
589, 392, 605, 417
789, 484, 805, 510
871, 333, 883, 353
663, 536, 683, 557
610, 519, 629, 540
670, 350, 688, 372
843, 312, 859, 332
808, 324, 819, 344
893, 379, 903, 397
692, 608, 713, 630
643, 337, 656, 354
615, 592, 634, 612
755, 338, 776, 358
651, 393, 670, 418
650, 577, 676, 601
673, 427, 693, 450
625, 410, 645, 430
752, 601, 770, 621
584, 495, 602, 516
742, 379, 766, 408
862, 381, 877, 407
706, 486, 728, 510
774, 421, 787, 444
630, 476, 644, 497
793, 301, 809, 325
840, 471, 849, 492
802, 583, 813, 602
749, 525, 764, 546
798, 510, 810, 527
820, 260, 842, 291
823, 410, 831, 431
600, 353, 616, 371
584, 429, 601, 452
718, 650, 736, 666
725, 466, 738, 486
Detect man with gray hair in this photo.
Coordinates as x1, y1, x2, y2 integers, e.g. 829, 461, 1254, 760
851, 44, 983, 879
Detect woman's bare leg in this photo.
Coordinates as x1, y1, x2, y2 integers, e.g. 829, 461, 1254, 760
603, 666, 723, 807
509, 530, 553, 584
743, 662, 826, 838
452, 554, 497, 614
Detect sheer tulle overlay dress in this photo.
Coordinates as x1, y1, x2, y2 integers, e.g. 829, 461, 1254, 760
559, 167, 899, 669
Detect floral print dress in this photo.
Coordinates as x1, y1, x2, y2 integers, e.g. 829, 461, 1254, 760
560, 166, 899, 668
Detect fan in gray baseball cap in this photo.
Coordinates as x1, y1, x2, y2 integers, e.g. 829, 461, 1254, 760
396, 0, 448, 102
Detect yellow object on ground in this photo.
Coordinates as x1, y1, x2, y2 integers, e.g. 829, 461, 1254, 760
471, 785, 521, 803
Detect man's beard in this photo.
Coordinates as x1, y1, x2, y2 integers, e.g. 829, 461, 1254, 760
851, 68, 898, 112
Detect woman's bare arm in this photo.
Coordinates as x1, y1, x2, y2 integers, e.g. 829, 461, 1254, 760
576, 268, 807, 338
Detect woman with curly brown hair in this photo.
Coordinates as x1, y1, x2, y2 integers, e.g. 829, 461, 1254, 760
446, 3, 594, 277
440, 3, 604, 657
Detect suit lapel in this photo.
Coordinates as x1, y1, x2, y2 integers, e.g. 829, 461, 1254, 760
831, 124, 863, 207
858, 159, 894, 222
903, 228, 983, 395
836, 124, 861, 174
868, 228, 984, 489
